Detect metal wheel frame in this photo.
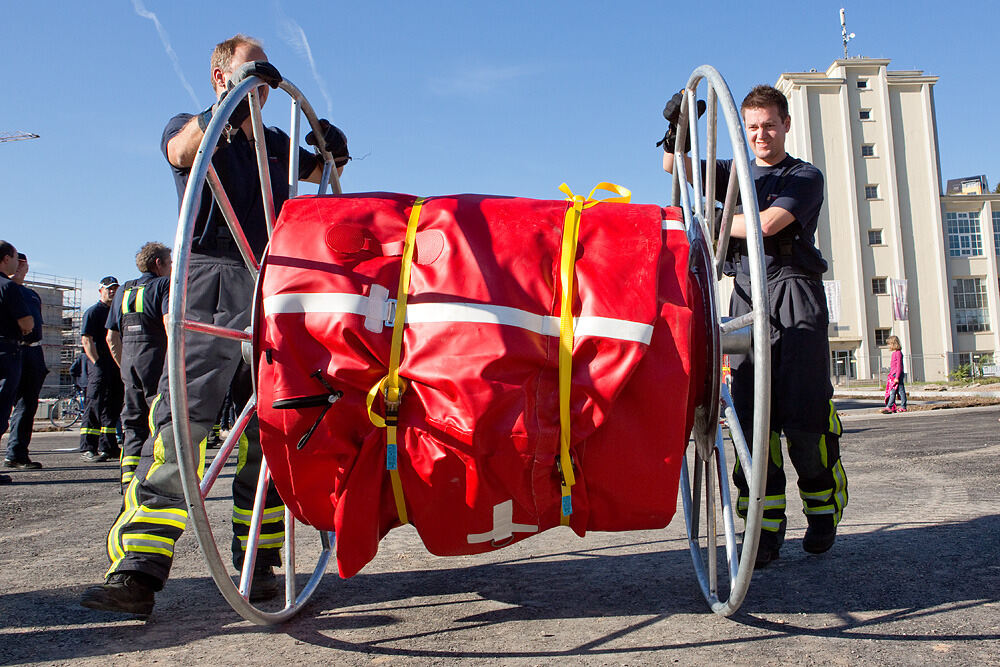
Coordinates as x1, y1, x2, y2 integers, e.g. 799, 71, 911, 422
168, 67, 342, 625
673, 65, 771, 616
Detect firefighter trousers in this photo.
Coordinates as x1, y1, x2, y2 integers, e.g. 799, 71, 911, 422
119, 342, 165, 489
729, 273, 848, 540
104, 261, 284, 586
79, 367, 123, 456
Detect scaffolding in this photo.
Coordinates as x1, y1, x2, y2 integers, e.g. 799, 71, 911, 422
24, 272, 82, 398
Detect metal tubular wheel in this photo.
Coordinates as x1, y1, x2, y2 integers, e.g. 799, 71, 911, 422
168, 67, 342, 624
672, 65, 771, 616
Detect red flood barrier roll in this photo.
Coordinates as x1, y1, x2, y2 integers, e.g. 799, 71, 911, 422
254, 191, 706, 577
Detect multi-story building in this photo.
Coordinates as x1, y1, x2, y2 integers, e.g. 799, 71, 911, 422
24, 273, 82, 397
774, 58, 999, 382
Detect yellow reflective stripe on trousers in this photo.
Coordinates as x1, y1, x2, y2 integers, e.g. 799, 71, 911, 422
80, 427, 101, 436
132, 504, 188, 529
100, 426, 117, 434
122, 532, 175, 557
238, 531, 285, 548
555, 182, 631, 525
828, 400, 843, 436
762, 494, 786, 510
148, 394, 162, 433
232, 505, 286, 526
122, 456, 141, 466
107, 476, 142, 571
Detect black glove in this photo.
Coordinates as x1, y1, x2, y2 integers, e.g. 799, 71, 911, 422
656, 90, 707, 153
196, 87, 251, 134
232, 60, 283, 89
305, 119, 351, 168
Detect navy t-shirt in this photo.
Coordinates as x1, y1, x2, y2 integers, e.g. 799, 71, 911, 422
19, 285, 43, 343
106, 272, 170, 340
161, 114, 318, 262
0, 274, 29, 341
82, 301, 114, 371
714, 155, 827, 277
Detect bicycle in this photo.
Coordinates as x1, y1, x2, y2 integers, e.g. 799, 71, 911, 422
50, 387, 85, 429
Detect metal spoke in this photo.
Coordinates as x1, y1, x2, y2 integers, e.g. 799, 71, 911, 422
239, 458, 271, 599
200, 398, 255, 498
181, 319, 251, 341
704, 85, 719, 227
288, 98, 302, 200
206, 164, 260, 277
715, 428, 739, 583
705, 455, 718, 598
284, 508, 296, 607
715, 167, 740, 276
248, 87, 277, 238
721, 312, 754, 334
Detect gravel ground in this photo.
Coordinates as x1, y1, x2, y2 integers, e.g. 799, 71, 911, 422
1, 405, 998, 666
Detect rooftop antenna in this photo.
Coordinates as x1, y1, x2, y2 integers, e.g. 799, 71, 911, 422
840, 8, 856, 59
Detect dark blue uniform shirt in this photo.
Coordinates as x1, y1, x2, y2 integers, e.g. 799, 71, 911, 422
714, 155, 827, 278
18, 285, 43, 344
0, 274, 29, 341
82, 301, 115, 372
106, 272, 170, 342
161, 114, 318, 262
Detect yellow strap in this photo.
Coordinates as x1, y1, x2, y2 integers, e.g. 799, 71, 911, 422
555, 183, 631, 525
365, 196, 426, 525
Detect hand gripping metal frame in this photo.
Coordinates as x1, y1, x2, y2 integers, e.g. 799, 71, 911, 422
672, 65, 771, 616
168, 70, 341, 625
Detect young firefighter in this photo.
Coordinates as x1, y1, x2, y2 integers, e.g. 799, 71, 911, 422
661, 85, 848, 567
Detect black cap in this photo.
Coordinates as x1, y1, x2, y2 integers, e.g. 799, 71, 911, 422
99, 276, 119, 288
17, 253, 26, 261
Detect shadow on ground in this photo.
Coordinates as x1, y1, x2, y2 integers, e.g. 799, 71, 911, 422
3, 515, 998, 663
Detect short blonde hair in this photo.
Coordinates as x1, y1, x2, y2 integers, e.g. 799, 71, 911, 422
210, 34, 264, 85
886, 335, 901, 351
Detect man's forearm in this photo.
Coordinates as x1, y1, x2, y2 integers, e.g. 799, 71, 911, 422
166, 116, 208, 169
107, 331, 123, 367
81, 336, 99, 365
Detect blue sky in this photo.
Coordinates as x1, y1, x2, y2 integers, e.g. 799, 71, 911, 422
2, 0, 997, 298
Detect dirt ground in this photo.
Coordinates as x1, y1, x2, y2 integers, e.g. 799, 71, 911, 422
1, 405, 998, 666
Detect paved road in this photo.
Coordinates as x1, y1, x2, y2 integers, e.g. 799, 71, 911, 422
1, 406, 998, 665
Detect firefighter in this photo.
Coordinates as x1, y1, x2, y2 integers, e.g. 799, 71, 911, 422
105, 243, 171, 492
0, 241, 34, 485
78, 276, 124, 463
5, 253, 49, 470
662, 85, 847, 568
81, 34, 349, 616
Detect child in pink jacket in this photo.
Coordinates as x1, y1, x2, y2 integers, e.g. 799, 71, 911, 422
882, 336, 907, 413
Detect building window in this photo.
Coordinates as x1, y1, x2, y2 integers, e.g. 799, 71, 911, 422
859, 108, 872, 120
861, 144, 875, 157
946, 211, 983, 257
875, 328, 892, 347
868, 229, 883, 245
952, 278, 989, 333
831, 350, 857, 380
993, 211, 1000, 259
856, 79, 869, 89
871, 277, 888, 295
865, 184, 879, 200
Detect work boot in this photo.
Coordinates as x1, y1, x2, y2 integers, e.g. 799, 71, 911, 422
4, 459, 42, 469
803, 515, 837, 554
248, 564, 280, 602
80, 572, 157, 616
753, 529, 782, 569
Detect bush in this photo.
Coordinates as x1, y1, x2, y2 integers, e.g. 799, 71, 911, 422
950, 363, 972, 381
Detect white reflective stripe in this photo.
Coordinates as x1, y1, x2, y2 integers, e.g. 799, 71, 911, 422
265, 293, 654, 345
662, 219, 686, 232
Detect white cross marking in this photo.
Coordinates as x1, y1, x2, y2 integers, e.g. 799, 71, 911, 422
467, 500, 538, 544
